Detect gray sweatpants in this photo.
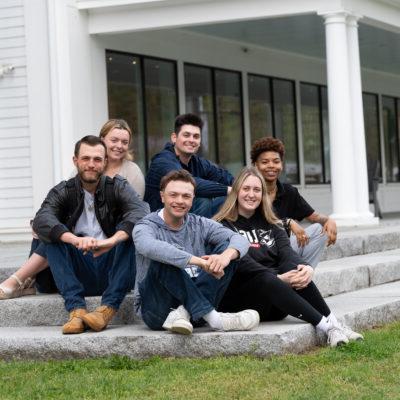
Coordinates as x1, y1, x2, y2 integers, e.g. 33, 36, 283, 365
290, 223, 327, 268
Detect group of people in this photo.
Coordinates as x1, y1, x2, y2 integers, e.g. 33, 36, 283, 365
0, 113, 363, 347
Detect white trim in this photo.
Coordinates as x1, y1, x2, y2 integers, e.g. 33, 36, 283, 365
24, 0, 54, 212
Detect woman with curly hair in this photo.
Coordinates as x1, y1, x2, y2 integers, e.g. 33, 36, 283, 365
250, 137, 336, 269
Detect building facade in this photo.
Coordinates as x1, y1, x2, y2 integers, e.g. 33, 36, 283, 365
1, 0, 400, 241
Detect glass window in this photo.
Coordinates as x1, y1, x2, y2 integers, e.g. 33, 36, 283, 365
300, 83, 323, 184
363, 93, 381, 182
144, 58, 178, 161
320, 87, 330, 183
382, 96, 399, 182
106, 52, 178, 170
184, 65, 217, 162
215, 70, 245, 175
272, 79, 298, 183
248, 75, 273, 142
106, 51, 145, 171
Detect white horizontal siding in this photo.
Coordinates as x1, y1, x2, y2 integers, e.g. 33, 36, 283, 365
0, 197, 31, 210
0, 96, 27, 108
0, 16, 24, 28
0, 156, 30, 168
0, 106, 28, 118
0, 187, 32, 199
0, 2, 33, 234
0, 0, 24, 8
0, 86, 27, 98
0, 117, 28, 128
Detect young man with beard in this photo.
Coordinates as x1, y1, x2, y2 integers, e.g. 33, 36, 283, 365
33, 135, 149, 334
134, 169, 259, 335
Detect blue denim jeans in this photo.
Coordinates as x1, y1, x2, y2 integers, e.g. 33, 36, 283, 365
30, 239, 58, 293
46, 240, 135, 312
190, 196, 226, 218
139, 242, 237, 330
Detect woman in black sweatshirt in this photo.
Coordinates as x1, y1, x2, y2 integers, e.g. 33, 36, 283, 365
214, 167, 362, 347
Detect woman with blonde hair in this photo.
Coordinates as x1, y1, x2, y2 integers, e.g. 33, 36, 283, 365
0, 119, 145, 299
214, 167, 362, 347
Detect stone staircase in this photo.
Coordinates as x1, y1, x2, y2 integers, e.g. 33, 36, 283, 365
1, 222, 400, 360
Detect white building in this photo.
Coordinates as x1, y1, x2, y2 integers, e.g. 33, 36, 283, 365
1, 0, 400, 241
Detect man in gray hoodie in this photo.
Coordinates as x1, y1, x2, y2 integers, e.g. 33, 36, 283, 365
133, 169, 259, 334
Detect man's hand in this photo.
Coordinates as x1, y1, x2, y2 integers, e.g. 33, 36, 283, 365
201, 253, 231, 275
189, 255, 224, 279
323, 218, 337, 246
60, 230, 128, 257
91, 237, 117, 257
290, 220, 309, 247
74, 236, 99, 255
60, 232, 98, 254
289, 264, 314, 290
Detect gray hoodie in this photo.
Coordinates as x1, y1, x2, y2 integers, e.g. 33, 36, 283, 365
132, 211, 249, 312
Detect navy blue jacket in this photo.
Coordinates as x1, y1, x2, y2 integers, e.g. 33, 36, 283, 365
144, 143, 234, 211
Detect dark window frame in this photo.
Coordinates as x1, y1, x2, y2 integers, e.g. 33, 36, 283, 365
248, 73, 299, 183
105, 49, 179, 170
184, 61, 246, 167
299, 81, 329, 185
382, 94, 400, 183
362, 91, 383, 182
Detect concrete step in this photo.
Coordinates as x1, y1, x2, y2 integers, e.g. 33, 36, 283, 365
314, 248, 400, 297
321, 224, 400, 261
2, 248, 400, 327
1, 280, 399, 361
0, 293, 136, 327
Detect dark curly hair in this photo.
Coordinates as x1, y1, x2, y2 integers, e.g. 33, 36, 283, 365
250, 137, 285, 163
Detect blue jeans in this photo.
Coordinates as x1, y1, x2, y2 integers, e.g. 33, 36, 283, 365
46, 241, 135, 312
190, 196, 226, 218
30, 239, 58, 293
290, 224, 327, 268
139, 242, 237, 330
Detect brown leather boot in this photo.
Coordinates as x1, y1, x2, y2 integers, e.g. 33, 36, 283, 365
62, 308, 88, 334
81, 305, 116, 332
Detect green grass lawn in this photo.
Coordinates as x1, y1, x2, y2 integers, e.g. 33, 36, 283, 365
1, 321, 400, 400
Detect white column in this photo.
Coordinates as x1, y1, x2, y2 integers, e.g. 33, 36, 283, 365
346, 15, 375, 220
322, 11, 377, 226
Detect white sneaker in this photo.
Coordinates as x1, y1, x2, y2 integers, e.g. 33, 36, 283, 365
327, 326, 349, 347
162, 305, 193, 335
340, 324, 364, 341
218, 309, 260, 332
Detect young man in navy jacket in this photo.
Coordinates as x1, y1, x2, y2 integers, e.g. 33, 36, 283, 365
144, 113, 233, 217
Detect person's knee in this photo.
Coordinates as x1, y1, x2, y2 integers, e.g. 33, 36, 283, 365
306, 223, 325, 239
141, 309, 165, 330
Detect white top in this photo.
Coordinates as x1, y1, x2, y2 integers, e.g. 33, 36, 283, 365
74, 189, 107, 240
119, 159, 145, 199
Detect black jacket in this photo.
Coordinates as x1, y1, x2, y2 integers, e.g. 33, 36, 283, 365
33, 175, 149, 243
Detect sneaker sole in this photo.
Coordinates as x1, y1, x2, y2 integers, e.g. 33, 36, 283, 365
169, 320, 193, 335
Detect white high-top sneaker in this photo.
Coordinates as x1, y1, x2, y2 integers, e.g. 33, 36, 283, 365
328, 315, 364, 342
218, 309, 260, 332
338, 324, 364, 342
327, 326, 349, 347
162, 305, 193, 335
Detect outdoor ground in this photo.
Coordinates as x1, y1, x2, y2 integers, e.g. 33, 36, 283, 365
1, 321, 399, 400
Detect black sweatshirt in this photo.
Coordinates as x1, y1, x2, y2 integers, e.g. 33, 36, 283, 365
222, 211, 305, 279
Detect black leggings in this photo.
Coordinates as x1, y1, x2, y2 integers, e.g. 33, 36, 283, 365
218, 269, 331, 326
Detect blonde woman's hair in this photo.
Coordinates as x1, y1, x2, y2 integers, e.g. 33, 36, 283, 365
99, 119, 134, 161
213, 166, 280, 225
